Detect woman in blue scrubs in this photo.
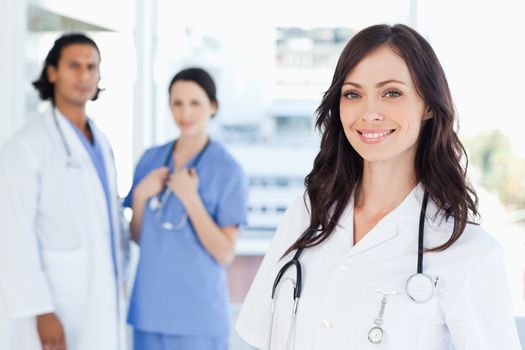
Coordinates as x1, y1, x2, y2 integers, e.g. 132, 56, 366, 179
124, 67, 249, 350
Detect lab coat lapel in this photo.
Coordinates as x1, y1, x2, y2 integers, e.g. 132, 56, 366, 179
346, 221, 399, 258
346, 184, 425, 258
90, 124, 128, 336
331, 198, 355, 251
91, 125, 117, 201
91, 125, 122, 261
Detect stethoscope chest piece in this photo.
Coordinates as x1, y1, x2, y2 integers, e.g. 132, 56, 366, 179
406, 272, 438, 303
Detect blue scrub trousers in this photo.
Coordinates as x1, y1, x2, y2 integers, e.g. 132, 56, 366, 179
133, 330, 229, 350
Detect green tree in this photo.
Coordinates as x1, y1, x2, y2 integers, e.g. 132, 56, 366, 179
465, 130, 525, 209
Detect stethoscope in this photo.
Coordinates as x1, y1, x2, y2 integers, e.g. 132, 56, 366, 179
148, 139, 210, 231
268, 191, 439, 349
52, 107, 81, 170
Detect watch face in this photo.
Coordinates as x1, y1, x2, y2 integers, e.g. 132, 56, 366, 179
368, 326, 384, 344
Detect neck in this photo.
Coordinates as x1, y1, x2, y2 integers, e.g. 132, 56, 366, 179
355, 160, 417, 216
54, 96, 93, 144
176, 133, 208, 153
54, 97, 87, 131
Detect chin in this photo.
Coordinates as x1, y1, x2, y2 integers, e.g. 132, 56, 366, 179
353, 148, 391, 163
179, 128, 200, 138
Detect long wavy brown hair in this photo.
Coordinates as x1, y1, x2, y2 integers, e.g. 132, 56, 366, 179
284, 24, 479, 256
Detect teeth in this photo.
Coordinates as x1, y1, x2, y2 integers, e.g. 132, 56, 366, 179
362, 130, 391, 139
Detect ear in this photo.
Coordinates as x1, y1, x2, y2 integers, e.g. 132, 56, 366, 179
422, 107, 433, 121
210, 101, 218, 116
47, 65, 57, 83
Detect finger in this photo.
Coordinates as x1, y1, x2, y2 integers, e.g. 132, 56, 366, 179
52, 336, 66, 350
49, 338, 60, 350
159, 167, 171, 176
153, 167, 169, 177
57, 339, 67, 350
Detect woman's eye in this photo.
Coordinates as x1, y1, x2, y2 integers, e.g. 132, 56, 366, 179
343, 91, 361, 99
384, 90, 402, 98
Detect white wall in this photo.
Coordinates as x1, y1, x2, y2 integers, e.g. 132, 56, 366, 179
0, 0, 27, 146
0, 0, 27, 347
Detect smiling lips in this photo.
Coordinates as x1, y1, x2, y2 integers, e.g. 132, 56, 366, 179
357, 129, 395, 144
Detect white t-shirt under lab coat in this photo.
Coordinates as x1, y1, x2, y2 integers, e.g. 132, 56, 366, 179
236, 185, 522, 350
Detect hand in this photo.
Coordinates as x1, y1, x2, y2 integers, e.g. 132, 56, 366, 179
134, 167, 170, 202
167, 168, 199, 205
37, 313, 67, 350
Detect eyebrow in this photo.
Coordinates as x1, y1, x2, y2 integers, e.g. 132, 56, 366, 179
63, 58, 99, 65
342, 79, 408, 88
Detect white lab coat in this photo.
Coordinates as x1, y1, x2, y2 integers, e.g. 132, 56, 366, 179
236, 185, 522, 350
0, 108, 128, 350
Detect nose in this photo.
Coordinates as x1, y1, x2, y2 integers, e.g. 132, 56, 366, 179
78, 66, 91, 81
362, 111, 384, 122
362, 99, 384, 123
180, 105, 192, 120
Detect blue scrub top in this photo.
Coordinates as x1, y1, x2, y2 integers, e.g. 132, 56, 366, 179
124, 140, 249, 337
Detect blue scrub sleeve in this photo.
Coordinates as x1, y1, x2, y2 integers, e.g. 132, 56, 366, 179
215, 164, 249, 228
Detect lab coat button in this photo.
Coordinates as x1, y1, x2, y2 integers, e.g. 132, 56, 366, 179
320, 319, 332, 330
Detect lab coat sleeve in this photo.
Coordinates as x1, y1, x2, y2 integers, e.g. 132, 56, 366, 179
445, 243, 522, 350
0, 138, 55, 318
235, 196, 308, 349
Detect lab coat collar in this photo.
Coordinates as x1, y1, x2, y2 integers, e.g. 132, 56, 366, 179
345, 183, 426, 258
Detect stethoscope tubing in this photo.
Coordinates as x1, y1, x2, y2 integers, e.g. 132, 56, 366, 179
52, 107, 73, 160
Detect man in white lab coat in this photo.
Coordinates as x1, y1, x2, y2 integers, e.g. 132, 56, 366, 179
0, 33, 128, 349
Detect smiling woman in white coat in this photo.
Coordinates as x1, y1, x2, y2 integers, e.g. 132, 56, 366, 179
235, 24, 522, 350
0, 34, 128, 350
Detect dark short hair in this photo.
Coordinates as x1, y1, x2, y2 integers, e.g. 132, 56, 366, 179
32, 33, 102, 102
168, 67, 218, 116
